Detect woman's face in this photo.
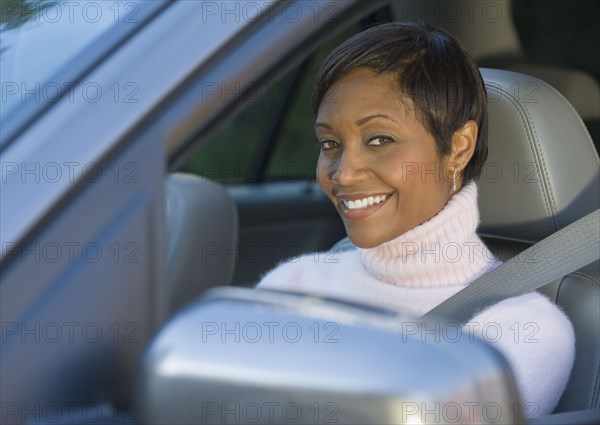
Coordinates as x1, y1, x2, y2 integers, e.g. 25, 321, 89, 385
316, 68, 464, 248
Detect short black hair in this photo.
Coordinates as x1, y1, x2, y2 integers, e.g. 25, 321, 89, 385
312, 21, 488, 182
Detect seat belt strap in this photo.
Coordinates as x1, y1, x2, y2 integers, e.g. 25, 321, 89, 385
424, 209, 600, 326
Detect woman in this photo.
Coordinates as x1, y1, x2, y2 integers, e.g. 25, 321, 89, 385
256, 22, 574, 417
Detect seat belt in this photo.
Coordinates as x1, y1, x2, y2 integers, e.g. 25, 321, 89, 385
424, 209, 600, 326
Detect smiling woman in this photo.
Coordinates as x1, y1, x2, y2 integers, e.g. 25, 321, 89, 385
314, 68, 477, 248
256, 21, 575, 417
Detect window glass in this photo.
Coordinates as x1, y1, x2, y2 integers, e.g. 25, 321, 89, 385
179, 25, 359, 184
264, 46, 328, 181
0, 0, 130, 121
267, 25, 360, 181
178, 85, 277, 184
512, 0, 599, 80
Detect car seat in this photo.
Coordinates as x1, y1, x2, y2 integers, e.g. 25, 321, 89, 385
164, 173, 239, 315
478, 68, 599, 413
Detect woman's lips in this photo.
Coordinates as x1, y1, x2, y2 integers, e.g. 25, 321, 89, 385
337, 193, 393, 220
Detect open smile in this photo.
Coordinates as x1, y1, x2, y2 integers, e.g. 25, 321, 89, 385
337, 193, 393, 220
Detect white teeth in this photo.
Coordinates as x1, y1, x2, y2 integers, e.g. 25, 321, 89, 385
343, 195, 388, 210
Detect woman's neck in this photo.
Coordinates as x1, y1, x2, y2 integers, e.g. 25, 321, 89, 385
358, 182, 499, 288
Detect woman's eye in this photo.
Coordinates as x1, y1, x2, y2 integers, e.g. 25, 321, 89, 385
367, 136, 394, 146
319, 140, 339, 151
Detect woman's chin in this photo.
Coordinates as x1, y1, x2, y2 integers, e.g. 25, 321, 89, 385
346, 231, 388, 249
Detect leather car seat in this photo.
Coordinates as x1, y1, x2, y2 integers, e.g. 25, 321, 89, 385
501, 64, 599, 147
478, 68, 599, 413
332, 68, 600, 413
165, 173, 239, 315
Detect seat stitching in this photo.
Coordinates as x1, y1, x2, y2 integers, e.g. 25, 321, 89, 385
544, 82, 600, 163
520, 94, 560, 228
486, 82, 555, 234
556, 273, 600, 408
563, 272, 600, 292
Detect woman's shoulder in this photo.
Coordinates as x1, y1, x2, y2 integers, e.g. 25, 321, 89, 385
469, 291, 575, 347
254, 249, 361, 291
254, 253, 311, 290
468, 291, 575, 417
472, 291, 573, 331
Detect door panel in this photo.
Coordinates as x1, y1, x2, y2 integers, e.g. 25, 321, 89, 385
0, 133, 166, 411
229, 180, 345, 286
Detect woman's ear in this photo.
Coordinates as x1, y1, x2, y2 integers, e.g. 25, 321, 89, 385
449, 120, 477, 167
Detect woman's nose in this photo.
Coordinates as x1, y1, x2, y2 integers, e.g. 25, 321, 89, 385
330, 148, 369, 185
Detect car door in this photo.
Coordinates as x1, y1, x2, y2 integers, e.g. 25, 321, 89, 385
0, 1, 387, 419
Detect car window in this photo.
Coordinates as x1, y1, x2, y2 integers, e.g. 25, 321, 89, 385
0, 1, 136, 121
512, 0, 599, 81
178, 88, 274, 184
265, 33, 355, 182
178, 24, 359, 184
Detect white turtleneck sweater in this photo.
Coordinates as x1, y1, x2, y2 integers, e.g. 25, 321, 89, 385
256, 182, 575, 417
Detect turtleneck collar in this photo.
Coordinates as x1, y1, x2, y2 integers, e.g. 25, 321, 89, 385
358, 181, 499, 288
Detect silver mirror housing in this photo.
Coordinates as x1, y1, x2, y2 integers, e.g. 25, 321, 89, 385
137, 287, 521, 424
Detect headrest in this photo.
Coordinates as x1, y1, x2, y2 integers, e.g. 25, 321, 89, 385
478, 69, 599, 242
502, 64, 600, 122
165, 173, 238, 314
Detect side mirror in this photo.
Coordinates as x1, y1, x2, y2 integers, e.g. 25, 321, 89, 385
137, 287, 521, 424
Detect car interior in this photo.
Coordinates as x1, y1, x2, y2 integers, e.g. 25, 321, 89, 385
163, 0, 599, 422
1, 0, 598, 423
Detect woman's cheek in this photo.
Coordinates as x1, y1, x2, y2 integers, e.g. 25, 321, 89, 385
316, 159, 333, 192
376, 160, 410, 188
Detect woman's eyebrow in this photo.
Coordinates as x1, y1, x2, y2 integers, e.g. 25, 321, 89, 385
315, 114, 401, 130
356, 114, 400, 126
315, 122, 332, 130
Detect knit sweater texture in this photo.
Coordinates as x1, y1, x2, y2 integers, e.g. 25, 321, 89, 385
256, 182, 575, 417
